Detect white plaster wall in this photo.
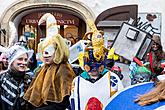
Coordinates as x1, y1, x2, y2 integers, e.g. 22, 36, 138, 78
80, 0, 165, 50
0, 0, 165, 49
0, 0, 17, 16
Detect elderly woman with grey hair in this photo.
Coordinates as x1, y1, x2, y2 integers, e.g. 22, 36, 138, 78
0, 45, 33, 110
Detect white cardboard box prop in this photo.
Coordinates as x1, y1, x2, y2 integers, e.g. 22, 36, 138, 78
112, 22, 153, 61
69, 40, 89, 64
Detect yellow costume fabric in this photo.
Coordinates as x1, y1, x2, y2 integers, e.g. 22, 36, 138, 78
82, 19, 106, 61
24, 62, 75, 107
38, 34, 69, 64
107, 47, 119, 60
24, 34, 75, 107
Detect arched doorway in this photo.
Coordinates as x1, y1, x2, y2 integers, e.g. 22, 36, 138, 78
95, 5, 138, 25
0, 0, 95, 47
95, 5, 138, 49
18, 9, 87, 52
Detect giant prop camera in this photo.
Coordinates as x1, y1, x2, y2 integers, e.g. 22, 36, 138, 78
112, 22, 153, 61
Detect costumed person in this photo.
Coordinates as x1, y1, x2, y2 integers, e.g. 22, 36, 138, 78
0, 21, 18, 72
129, 35, 165, 84
134, 35, 165, 108
130, 66, 152, 85
101, 33, 123, 80
70, 19, 123, 110
110, 66, 123, 80
105, 46, 119, 69
0, 45, 34, 110
0, 52, 8, 72
104, 36, 165, 110
106, 48, 123, 80
145, 35, 165, 79
129, 58, 152, 85
17, 35, 37, 71
0, 46, 8, 72
23, 13, 76, 110
65, 32, 77, 46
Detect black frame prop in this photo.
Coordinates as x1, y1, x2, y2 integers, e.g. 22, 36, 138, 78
112, 22, 153, 61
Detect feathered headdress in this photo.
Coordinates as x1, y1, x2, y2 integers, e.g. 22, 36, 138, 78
24, 13, 75, 107
79, 19, 107, 72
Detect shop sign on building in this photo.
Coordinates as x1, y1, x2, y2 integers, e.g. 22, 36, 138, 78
21, 11, 79, 26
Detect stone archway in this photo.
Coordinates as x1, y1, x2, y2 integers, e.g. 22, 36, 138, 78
0, 0, 95, 46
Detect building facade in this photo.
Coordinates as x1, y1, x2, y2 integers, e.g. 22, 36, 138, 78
0, 0, 165, 50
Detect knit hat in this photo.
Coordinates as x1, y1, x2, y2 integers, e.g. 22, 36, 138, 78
7, 45, 33, 69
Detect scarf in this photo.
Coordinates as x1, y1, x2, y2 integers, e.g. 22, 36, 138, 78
23, 62, 75, 107
9, 67, 25, 81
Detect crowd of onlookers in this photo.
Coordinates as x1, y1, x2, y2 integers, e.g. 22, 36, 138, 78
0, 33, 165, 110
0, 12, 165, 110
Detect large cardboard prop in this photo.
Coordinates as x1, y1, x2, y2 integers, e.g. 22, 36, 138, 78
112, 22, 153, 61
105, 82, 165, 110
69, 40, 89, 64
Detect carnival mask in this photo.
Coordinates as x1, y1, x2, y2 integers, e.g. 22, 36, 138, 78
131, 72, 151, 85
84, 50, 105, 73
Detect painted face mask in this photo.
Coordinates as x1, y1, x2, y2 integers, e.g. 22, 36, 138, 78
84, 50, 105, 73
131, 66, 152, 85
131, 72, 151, 85
42, 44, 55, 65
43, 44, 55, 58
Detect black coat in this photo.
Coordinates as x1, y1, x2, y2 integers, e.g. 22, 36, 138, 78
35, 95, 70, 110
0, 69, 32, 110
